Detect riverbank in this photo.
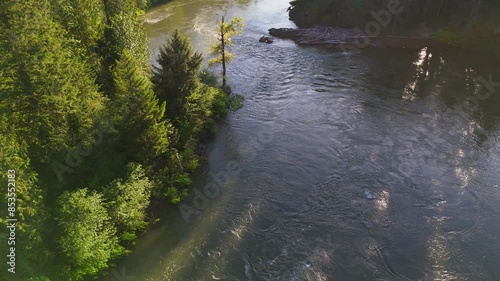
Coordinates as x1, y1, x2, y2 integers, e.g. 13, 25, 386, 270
282, 0, 500, 56
268, 27, 438, 51
268, 26, 499, 57
96, 0, 500, 280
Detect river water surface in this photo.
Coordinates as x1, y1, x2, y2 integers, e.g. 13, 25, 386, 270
107, 0, 500, 280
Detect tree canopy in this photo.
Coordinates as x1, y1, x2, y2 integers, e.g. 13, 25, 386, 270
289, 0, 500, 32
55, 189, 119, 280
0, 1, 229, 280
153, 30, 203, 121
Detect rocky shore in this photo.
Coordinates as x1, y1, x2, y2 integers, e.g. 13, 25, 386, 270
268, 27, 356, 43
268, 27, 437, 51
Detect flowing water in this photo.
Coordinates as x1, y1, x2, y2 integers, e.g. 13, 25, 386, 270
106, 0, 500, 280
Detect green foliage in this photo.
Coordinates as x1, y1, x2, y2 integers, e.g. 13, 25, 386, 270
135, 0, 150, 10
166, 187, 183, 204
108, 10, 150, 68
151, 31, 228, 203
92, 0, 150, 95
198, 67, 220, 87
153, 30, 203, 121
153, 147, 194, 202
0, 135, 45, 245
183, 83, 218, 136
104, 0, 140, 16
209, 17, 244, 64
209, 16, 244, 89
121, 231, 137, 241
51, 0, 106, 50
211, 87, 229, 118
289, 0, 500, 34
1, 0, 105, 165
287, 0, 500, 58
433, 31, 466, 46
103, 163, 152, 234
55, 189, 119, 280
0, 1, 229, 280
85, 152, 127, 191
26, 277, 52, 281
0, 133, 50, 280
111, 49, 172, 166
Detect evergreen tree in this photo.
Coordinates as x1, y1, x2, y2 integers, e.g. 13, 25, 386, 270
151, 31, 229, 203
0, 0, 230, 279
209, 16, 243, 91
152, 30, 203, 123
0, 0, 105, 166
104, 0, 141, 18
0, 131, 50, 280
51, 0, 106, 51
111, 49, 172, 167
107, 10, 150, 69
50, 0, 107, 78
98, 0, 150, 95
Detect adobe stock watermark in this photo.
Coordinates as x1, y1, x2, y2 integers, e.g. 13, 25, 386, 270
340, 0, 404, 53
51, 125, 111, 182
6, 169, 16, 274
178, 124, 284, 224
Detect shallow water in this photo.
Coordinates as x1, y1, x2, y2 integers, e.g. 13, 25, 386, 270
105, 0, 500, 280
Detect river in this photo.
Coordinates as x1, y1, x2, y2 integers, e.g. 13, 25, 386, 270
105, 0, 500, 280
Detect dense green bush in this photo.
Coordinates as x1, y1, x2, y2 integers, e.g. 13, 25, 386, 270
55, 189, 120, 280
103, 163, 153, 235
198, 67, 220, 87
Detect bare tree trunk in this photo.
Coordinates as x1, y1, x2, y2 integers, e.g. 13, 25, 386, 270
221, 16, 227, 91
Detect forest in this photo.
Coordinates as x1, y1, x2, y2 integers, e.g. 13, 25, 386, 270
0, 0, 228, 280
288, 0, 500, 56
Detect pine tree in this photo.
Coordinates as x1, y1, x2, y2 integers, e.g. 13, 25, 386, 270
0, 0, 105, 166
51, 0, 106, 51
209, 16, 243, 91
152, 30, 203, 122
98, 0, 150, 95
50, 0, 107, 78
111, 49, 172, 167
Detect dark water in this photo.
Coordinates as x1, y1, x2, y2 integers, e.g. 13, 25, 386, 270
105, 0, 500, 280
